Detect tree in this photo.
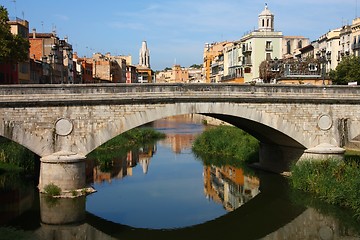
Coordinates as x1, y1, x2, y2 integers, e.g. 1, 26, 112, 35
330, 55, 360, 85
190, 64, 202, 69
0, 6, 29, 63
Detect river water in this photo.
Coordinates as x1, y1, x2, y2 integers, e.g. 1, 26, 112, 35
0, 114, 360, 240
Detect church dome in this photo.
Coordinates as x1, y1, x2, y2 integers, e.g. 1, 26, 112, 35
259, 4, 273, 16
258, 3, 274, 32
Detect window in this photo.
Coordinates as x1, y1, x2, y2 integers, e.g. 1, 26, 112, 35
266, 53, 271, 60
298, 40, 302, 49
266, 41, 272, 51
286, 40, 291, 54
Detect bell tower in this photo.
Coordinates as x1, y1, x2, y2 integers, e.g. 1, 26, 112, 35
139, 40, 150, 68
258, 3, 274, 32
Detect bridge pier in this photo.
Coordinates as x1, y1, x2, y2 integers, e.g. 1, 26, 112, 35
301, 143, 346, 161
258, 143, 346, 173
258, 143, 305, 173
38, 151, 87, 194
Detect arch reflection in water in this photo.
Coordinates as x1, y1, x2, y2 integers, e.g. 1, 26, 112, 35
31, 175, 358, 240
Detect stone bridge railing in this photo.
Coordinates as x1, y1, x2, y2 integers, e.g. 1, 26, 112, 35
0, 83, 359, 107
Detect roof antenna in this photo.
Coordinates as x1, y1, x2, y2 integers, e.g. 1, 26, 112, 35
11, 0, 17, 17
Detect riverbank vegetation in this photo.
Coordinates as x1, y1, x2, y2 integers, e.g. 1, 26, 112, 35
290, 157, 360, 220
192, 125, 259, 167
0, 138, 36, 172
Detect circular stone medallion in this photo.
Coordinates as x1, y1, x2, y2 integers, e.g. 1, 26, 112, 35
55, 118, 73, 136
318, 114, 332, 131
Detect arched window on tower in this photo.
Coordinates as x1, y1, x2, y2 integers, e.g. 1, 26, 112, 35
287, 40, 291, 54
262, 19, 265, 27
298, 40, 302, 49
267, 19, 269, 27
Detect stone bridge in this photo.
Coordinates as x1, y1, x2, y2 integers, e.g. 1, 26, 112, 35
0, 83, 359, 192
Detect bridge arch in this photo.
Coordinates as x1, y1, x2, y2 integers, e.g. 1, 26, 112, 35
67, 102, 308, 173
86, 102, 306, 153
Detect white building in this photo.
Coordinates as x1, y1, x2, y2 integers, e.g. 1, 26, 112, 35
240, 4, 283, 82
352, 18, 360, 57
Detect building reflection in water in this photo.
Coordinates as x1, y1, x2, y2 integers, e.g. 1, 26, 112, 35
87, 144, 157, 184
204, 165, 260, 211
152, 115, 261, 211
152, 114, 206, 154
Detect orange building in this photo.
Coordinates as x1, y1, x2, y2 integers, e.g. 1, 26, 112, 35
73, 53, 93, 83
203, 41, 229, 83
29, 30, 71, 84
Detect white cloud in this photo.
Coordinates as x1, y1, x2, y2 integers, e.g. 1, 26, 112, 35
54, 14, 69, 21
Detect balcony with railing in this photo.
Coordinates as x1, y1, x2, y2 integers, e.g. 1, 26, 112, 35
221, 73, 243, 82
244, 60, 252, 66
265, 45, 273, 51
242, 46, 252, 53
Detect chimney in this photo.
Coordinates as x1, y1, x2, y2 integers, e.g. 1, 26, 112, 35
32, 28, 36, 38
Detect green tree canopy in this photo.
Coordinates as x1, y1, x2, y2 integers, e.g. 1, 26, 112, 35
330, 55, 360, 85
190, 64, 202, 69
0, 5, 29, 63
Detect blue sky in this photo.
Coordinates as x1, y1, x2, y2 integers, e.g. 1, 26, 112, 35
1, 0, 358, 70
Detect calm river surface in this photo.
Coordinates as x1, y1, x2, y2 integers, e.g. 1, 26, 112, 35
0, 114, 360, 240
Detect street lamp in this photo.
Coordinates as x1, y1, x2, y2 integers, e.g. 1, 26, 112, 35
51, 44, 58, 83
58, 41, 64, 84
48, 53, 54, 84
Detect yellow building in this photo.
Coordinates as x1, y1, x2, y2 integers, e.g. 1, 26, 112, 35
137, 66, 153, 83
156, 65, 189, 83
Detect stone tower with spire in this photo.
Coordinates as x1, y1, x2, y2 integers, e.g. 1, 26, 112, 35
139, 40, 150, 68
258, 3, 274, 32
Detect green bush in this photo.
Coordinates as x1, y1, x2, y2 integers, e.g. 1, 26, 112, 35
192, 125, 259, 166
290, 159, 360, 219
44, 183, 62, 197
